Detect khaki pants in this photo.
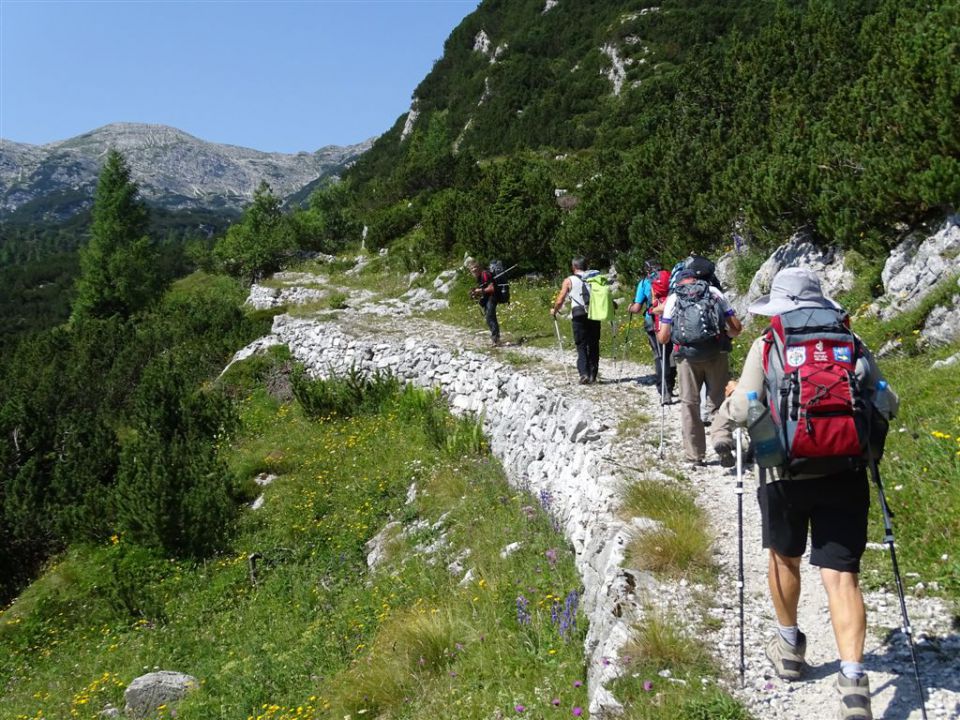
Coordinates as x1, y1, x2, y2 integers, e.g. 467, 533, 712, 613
710, 395, 737, 450
677, 355, 729, 462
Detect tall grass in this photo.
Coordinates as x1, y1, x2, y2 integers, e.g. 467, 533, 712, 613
622, 480, 716, 581
611, 609, 749, 720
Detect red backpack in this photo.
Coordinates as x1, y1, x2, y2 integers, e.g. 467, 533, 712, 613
761, 307, 887, 479
648, 270, 671, 330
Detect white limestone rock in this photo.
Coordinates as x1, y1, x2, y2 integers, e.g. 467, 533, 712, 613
366, 521, 401, 569
877, 215, 960, 320
124, 671, 198, 719
473, 29, 491, 55
921, 285, 960, 346
721, 234, 854, 318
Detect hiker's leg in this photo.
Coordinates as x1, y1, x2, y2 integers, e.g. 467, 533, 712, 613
485, 299, 500, 343
587, 319, 601, 380
761, 481, 810, 626
677, 359, 705, 462
769, 550, 803, 627
704, 353, 729, 422
645, 330, 662, 388
821, 569, 866, 663
808, 471, 870, 663
664, 341, 676, 394
571, 317, 589, 380
709, 396, 736, 449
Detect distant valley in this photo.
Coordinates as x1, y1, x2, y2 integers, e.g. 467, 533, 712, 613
0, 123, 373, 222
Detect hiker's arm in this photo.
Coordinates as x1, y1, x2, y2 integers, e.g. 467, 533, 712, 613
655, 294, 675, 344
629, 280, 647, 313
726, 337, 766, 424
551, 278, 572, 315
725, 314, 743, 338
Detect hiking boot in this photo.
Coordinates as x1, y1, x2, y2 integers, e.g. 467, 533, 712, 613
579, 376, 590, 385
714, 440, 736, 468
765, 631, 806, 680
836, 672, 872, 719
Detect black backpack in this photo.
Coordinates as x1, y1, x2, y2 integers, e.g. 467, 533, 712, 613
489, 259, 511, 304
672, 280, 724, 360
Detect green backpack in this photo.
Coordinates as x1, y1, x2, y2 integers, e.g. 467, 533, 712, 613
585, 274, 614, 322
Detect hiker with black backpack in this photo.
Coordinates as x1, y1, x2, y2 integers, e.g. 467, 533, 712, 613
714, 268, 903, 720
656, 268, 742, 465
550, 257, 602, 384
468, 259, 501, 347
629, 258, 675, 398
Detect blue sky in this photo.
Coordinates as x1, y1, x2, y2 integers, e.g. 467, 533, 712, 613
0, 0, 477, 152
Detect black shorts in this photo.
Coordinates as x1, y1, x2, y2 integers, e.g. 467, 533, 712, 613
758, 469, 869, 573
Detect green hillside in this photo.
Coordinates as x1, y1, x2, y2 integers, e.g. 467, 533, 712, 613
335, 0, 957, 275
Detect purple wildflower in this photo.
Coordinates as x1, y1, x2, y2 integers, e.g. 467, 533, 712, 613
552, 698, 561, 706
539, 488, 553, 510
515, 704, 526, 713
572, 708, 583, 717
516, 595, 531, 625
545, 548, 558, 567
573, 680, 583, 688
642, 680, 653, 692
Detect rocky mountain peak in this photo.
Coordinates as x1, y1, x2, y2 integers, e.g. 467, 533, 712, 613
0, 123, 374, 219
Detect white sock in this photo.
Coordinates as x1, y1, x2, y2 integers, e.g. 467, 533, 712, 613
840, 660, 865, 679
777, 624, 800, 646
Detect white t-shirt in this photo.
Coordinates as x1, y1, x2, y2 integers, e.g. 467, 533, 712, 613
660, 282, 735, 326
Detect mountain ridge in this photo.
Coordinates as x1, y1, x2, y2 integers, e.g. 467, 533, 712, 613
0, 122, 374, 220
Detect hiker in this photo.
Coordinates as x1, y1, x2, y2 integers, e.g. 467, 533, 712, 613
714, 267, 896, 720
629, 259, 674, 397
468, 259, 501, 346
550, 257, 601, 384
656, 269, 742, 465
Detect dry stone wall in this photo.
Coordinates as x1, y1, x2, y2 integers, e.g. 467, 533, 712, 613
270, 314, 645, 715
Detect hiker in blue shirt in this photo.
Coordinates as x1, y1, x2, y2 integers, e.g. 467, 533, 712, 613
629, 259, 675, 397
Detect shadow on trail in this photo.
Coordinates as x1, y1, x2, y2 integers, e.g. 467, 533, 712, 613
865, 627, 960, 719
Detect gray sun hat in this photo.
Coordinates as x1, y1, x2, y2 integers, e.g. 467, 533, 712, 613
747, 267, 839, 316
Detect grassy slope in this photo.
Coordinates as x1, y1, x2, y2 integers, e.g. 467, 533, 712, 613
0, 351, 588, 719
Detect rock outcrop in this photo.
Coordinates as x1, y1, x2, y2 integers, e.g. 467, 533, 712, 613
124, 671, 197, 719
717, 233, 854, 317
875, 215, 960, 321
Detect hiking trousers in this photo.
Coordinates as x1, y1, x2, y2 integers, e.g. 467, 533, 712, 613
482, 298, 500, 342
645, 330, 676, 395
677, 354, 729, 462
571, 316, 601, 381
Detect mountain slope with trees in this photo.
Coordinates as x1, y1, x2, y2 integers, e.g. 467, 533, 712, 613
328, 0, 957, 276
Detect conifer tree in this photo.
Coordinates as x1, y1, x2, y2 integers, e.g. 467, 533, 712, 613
72, 150, 160, 320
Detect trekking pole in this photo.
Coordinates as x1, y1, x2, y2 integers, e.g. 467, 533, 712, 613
657, 342, 667, 459
609, 319, 618, 381
869, 456, 928, 719
492, 263, 518, 281
553, 317, 571, 383
735, 428, 746, 688
618, 314, 633, 383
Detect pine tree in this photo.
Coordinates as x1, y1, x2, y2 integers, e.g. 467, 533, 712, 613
72, 150, 161, 320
